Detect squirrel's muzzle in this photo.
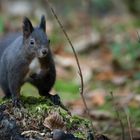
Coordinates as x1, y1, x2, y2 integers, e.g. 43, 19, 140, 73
42, 49, 47, 55
39, 48, 48, 57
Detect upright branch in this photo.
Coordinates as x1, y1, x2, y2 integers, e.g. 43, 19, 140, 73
137, 31, 140, 43
124, 108, 133, 140
45, 0, 95, 132
110, 92, 125, 140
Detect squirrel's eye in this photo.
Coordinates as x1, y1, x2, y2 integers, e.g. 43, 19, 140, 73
30, 39, 35, 45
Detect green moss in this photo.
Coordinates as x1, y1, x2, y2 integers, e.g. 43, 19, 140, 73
66, 115, 90, 139
74, 131, 86, 139
0, 96, 90, 139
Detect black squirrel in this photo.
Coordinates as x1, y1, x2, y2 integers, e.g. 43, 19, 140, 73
0, 15, 60, 106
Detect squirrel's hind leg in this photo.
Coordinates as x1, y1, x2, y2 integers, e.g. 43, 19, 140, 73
1, 86, 12, 99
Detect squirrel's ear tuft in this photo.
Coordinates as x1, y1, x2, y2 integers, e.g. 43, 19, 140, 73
39, 15, 46, 32
23, 17, 34, 39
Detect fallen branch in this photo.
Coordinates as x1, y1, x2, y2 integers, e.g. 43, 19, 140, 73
45, 0, 95, 134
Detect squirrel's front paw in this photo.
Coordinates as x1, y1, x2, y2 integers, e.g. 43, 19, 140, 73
12, 98, 22, 108
49, 94, 61, 105
48, 94, 71, 114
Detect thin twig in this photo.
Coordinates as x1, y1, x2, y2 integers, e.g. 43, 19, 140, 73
110, 92, 125, 140
137, 31, 140, 43
45, 0, 95, 132
124, 108, 133, 140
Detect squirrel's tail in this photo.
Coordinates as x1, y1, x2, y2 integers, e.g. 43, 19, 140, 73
0, 33, 20, 59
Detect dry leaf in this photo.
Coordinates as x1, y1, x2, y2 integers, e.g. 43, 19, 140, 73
43, 112, 65, 130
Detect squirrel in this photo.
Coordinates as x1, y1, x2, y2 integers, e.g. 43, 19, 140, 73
0, 15, 60, 106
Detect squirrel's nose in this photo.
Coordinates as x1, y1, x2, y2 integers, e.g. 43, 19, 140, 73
42, 49, 48, 55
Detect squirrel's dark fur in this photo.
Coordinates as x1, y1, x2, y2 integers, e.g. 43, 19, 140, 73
0, 16, 57, 106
